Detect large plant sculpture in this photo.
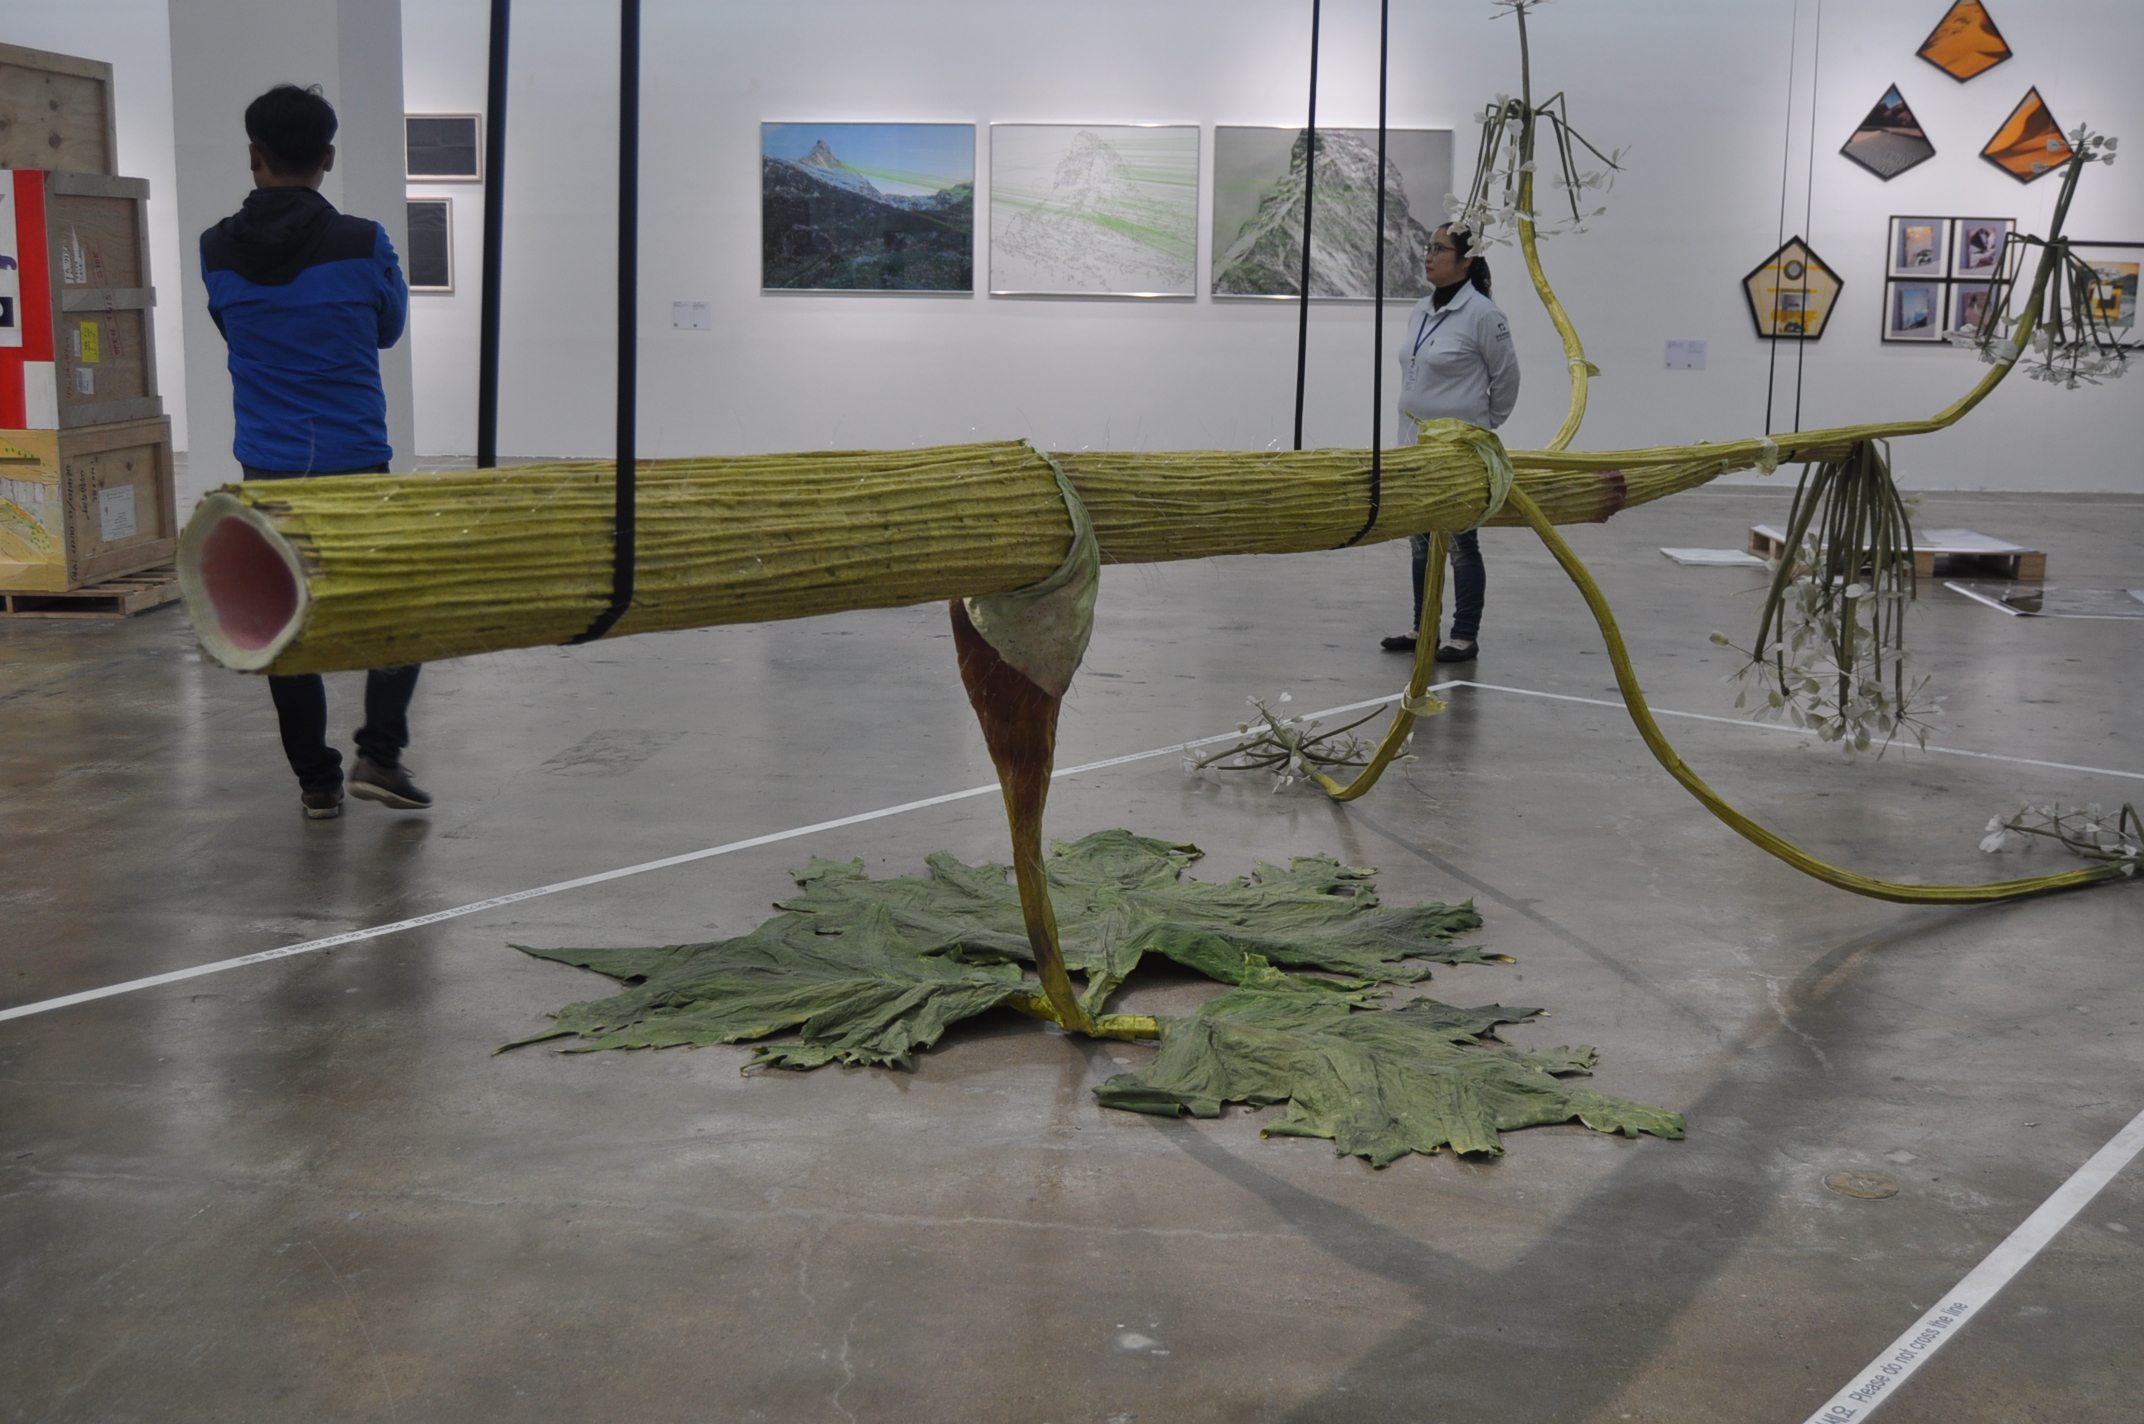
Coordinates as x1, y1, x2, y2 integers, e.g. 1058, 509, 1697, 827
179, 6, 2133, 1169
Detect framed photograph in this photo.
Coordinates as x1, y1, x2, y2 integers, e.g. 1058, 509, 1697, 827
1917, 0, 2012, 82
1982, 87, 2069, 183
1888, 217, 1949, 277
2071, 242, 2143, 347
1883, 280, 1944, 342
405, 199, 451, 292
1740, 235, 1843, 339
1840, 85, 1936, 181
1951, 217, 2013, 276
405, 115, 481, 181
761, 123, 975, 292
1210, 126, 1452, 299
989, 124, 1199, 298
1948, 281, 1993, 336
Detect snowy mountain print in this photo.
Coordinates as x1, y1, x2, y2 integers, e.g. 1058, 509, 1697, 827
1210, 127, 1453, 300
989, 125, 1199, 296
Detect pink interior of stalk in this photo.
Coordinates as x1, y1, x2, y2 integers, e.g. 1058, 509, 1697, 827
198, 515, 299, 651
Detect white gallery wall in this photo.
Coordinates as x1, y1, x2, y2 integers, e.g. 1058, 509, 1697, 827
397, 0, 2144, 492
13, 0, 2141, 493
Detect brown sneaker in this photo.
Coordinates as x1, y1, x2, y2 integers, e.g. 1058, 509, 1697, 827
302, 786, 344, 819
348, 756, 433, 810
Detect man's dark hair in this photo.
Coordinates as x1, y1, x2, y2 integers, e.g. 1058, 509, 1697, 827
245, 84, 338, 176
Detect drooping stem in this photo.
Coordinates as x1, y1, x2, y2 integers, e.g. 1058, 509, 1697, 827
949, 598, 1094, 1034
1511, 3, 1591, 452
1509, 484, 2122, 903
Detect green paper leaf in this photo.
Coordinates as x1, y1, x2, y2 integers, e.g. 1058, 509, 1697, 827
507, 914, 1023, 1069
510, 831, 1486, 1064
507, 830, 1676, 1169
773, 829, 1492, 1014
1095, 989, 1685, 1165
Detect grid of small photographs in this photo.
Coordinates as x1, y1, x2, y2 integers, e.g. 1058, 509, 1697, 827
1883, 214, 2012, 342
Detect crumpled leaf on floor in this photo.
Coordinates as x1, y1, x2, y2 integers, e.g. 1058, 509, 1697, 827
772, 828, 1494, 1014
1095, 989, 1687, 1165
505, 914, 1024, 1068
506, 830, 1678, 1164
508, 829, 1488, 1065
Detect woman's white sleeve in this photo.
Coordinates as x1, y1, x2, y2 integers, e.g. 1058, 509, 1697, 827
1481, 308, 1522, 428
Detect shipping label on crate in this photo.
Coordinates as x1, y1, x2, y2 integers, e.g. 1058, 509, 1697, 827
0, 429, 63, 590
97, 483, 134, 541
0, 171, 57, 428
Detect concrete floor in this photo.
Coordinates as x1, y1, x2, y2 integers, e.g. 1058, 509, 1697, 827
3, 485, 2139, 1423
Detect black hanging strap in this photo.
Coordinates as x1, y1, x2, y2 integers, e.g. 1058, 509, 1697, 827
572, 0, 640, 645
476, 0, 510, 469
1291, 0, 1321, 452
1339, 0, 1392, 549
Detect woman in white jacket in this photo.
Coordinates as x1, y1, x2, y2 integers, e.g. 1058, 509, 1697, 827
1380, 223, 1520, 660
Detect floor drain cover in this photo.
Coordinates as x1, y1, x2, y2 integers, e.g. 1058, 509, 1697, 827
1826, 1171, 1901, 1200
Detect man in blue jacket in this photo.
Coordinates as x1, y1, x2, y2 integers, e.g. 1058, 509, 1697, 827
202, 84, 429, 819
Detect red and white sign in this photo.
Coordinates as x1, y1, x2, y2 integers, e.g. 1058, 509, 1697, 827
0, 170, 59, 429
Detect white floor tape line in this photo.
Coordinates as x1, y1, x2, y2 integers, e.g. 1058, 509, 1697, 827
0, 690, 1435, 1026
1456, 680, 2144, 783
1802, 1104, 2144, 1423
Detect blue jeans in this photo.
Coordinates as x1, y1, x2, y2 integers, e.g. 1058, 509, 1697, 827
1410, 530, 1484, 643
245, 462, 419, 791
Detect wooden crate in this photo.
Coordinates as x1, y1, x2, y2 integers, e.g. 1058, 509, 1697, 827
0, 416, 175, 592
1, 169, 161, 429
1749, 523, 2046, 581
0, 43, 115, 176
0, 563, 177, 618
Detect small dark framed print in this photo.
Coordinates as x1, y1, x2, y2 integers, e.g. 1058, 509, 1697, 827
406, 199, 452, 292
406, 115, 481, 181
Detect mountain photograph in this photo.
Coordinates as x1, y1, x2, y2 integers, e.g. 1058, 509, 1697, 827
1210, 127, 1452, 300
761, 123, 975, 291
989, 125, 1199, 296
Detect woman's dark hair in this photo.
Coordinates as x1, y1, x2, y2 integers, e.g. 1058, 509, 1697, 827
1439, 224, 1493, 297
245, 84, 338, 176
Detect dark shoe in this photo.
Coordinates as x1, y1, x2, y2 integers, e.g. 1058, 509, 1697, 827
1433, 640, 1479, 663
1380, 633, 1419, 653
349, 755, 433, 810
302, 786, 344, 819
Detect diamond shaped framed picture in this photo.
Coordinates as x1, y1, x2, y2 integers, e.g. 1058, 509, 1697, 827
1918, 1, 2012, 82
1743, 237, 1842, 339
1982, 88, 2072, 182
1841, 86, 1935, 180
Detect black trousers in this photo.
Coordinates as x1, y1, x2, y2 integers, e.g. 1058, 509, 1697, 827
244, 462, 419, 792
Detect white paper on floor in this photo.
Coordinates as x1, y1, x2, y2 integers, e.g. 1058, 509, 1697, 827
1945, 581, 2144, 619
1660, 547, 1770, 567
1753, 525, 2030, 555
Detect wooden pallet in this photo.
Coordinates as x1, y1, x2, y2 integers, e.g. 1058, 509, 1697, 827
1749, 525, 2046, 581
0, 564, 181, 618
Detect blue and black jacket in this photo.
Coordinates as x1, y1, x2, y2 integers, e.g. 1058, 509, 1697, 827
201, 187, 407, 474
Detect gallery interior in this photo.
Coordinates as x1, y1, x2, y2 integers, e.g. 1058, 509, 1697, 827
2, 1, 2139, 1419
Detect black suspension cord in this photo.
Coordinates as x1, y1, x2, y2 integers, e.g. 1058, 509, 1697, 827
1763, 0, 1796, 436
1792, 0, 1823, 435
572, 0, 640, 645
1291, 0, 1322, 451
1340, 0, 1391, 549
475, 0, 510, 468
